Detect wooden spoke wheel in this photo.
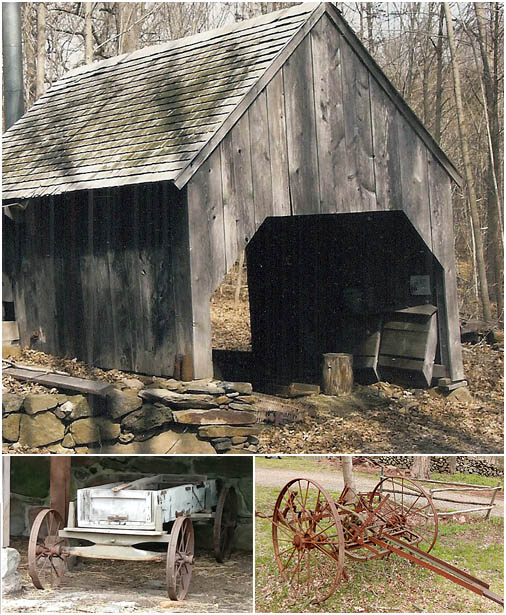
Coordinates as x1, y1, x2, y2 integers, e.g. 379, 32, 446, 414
272, 478, 345, 604
214, 485, 238, 563
167, 516, 194, 601
369, 476, 438, 552
28, 509, 68, 589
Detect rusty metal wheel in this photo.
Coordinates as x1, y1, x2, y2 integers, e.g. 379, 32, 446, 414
272, 478, 345, 604
167, 516, 194, 601
369, 476, 439, 552
28, 509, 68, 589
214, 485, 238, 563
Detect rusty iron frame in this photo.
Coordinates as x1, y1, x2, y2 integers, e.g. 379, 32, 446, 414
260, 475, 504, 607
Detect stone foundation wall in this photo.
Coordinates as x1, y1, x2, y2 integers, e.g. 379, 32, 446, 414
9, 456, 253, 550
374, 456, 503, 477
3, 378, 263, 454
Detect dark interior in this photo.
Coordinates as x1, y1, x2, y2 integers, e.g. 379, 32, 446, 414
243, 211, 441, 386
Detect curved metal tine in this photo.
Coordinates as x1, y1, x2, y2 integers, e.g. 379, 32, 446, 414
285, 495, 305, 532
288, 550, 302, 585
272, 514, 299, 538
280, 547, 298, 574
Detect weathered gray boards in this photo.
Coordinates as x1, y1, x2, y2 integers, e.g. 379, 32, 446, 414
2, 3, 464, 384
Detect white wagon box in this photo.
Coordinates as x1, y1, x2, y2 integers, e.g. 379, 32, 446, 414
77, 474, 218, 531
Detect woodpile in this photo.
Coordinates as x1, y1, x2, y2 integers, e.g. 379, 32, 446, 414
373, 455, 503, 478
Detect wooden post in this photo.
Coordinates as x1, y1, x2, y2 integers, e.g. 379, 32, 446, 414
322, 353, 353, 395
50, 457, 71, 524
2, 457, 10, 547
485, 482, 501, 520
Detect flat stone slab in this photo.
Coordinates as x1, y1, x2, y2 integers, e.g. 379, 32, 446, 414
172, 409, 257, 425
83, 431, 215, 454
222, 382, 253, 395
182, 381, 226, 395
121, 404, 173, 434
198, 425, 263, 438
139, 389, 218, 409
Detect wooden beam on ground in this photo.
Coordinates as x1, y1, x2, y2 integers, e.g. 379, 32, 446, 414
2, 367, 113, 397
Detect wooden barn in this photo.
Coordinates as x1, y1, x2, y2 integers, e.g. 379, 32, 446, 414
2, 3, 464, 388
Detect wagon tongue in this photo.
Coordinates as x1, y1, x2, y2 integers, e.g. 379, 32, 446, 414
370, 533, 504, 607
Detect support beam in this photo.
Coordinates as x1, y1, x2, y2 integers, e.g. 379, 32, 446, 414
50, 457, 71, 525
2, 457, 11, 547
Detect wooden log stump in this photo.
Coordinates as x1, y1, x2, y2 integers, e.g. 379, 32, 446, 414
322, 353, 353, 396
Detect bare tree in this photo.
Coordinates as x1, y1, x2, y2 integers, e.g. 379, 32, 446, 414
411, 456, 431, 480
341, 456, 356, 502
434, 3, 445, 142
35, 3, 46, 99
444, 2, 491, 322
474, 2, 504, 323
84, 2, 94, 64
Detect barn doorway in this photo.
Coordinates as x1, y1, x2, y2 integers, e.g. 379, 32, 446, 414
245, 211, 444, 388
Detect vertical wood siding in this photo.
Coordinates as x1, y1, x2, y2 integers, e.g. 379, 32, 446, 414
187, 13, 462, 379
13, 182, 189, 376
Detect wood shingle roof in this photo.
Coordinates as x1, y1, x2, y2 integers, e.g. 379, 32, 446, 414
2, 2, 461, 202
2, 3, 316, 200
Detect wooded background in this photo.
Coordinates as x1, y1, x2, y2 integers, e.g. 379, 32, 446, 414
14, 2, 504, 326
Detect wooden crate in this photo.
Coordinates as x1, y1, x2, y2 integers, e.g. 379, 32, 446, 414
378, 305, 438, 387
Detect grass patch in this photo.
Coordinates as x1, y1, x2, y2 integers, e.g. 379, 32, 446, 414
430, 472, 503, 489
255, 485, 504, 613
255, 455, 374, 479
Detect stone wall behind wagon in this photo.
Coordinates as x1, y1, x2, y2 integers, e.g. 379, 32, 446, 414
9, 455, 253, 550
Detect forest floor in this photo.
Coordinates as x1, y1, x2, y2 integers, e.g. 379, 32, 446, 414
3, 539, 252, 614
211, 295, 503, 454
3, 294, 503, 454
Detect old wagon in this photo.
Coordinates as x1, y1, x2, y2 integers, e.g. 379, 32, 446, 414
28, 474, 237, 600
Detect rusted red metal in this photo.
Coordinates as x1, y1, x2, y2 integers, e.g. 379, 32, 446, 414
259, 475, 503, 607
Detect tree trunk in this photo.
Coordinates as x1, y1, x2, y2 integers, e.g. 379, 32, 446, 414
85, 3, 94, 64
434, 4, 445, 142
411, 456, 431, 480
322, 353, 353, 396
444, 3, 492, 322
341, 456, 356, 503
475, 3, 504, 324
117, 3, 140, 55
234, 251, 245, 308
35, 3, 46, 99
448, 457, 457, 474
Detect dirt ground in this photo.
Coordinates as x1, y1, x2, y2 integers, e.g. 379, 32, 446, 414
3, 538, 252, 614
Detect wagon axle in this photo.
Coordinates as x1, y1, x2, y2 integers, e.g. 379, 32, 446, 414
259, 476, 503, 607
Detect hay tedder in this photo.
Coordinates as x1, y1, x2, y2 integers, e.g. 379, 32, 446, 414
257, 476, 503, 606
